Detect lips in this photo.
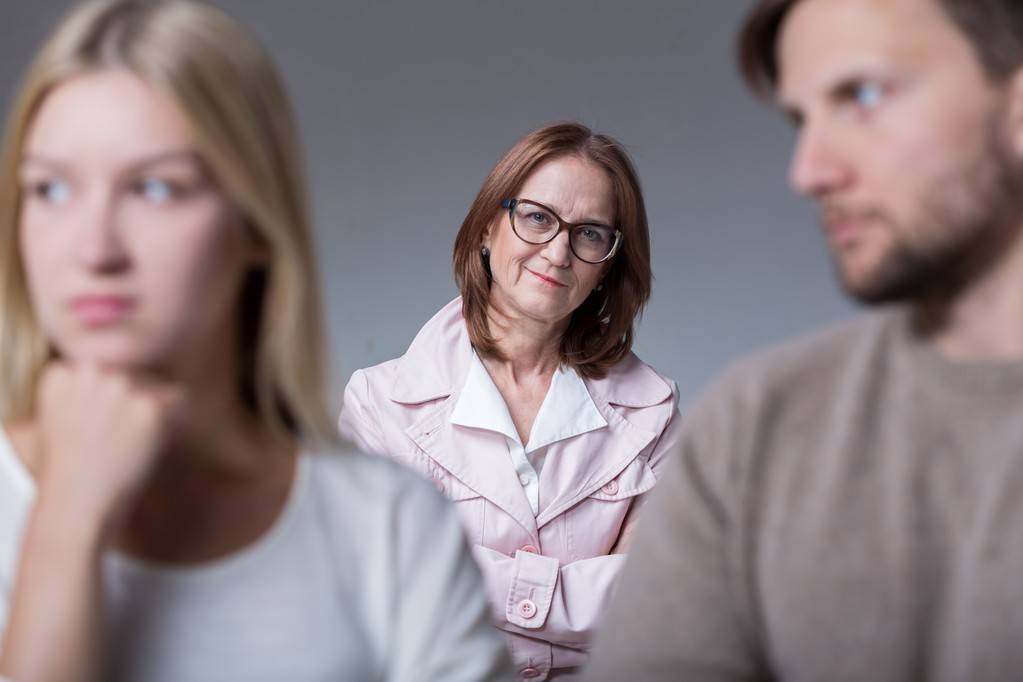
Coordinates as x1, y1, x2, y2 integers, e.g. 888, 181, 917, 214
70, 295, 135, 325
526, 268, 567, 288
821, 207, 875, 249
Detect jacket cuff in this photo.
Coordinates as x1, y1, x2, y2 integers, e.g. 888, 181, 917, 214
505, 550, 560, 629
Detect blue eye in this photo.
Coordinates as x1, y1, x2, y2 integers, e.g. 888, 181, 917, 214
576, 226, 606, 243
33, 179, 71, 205
137, 178, 176, 204
856, 81, 884, 110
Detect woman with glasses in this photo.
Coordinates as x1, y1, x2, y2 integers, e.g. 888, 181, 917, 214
0, 1, 512, 680
339, 122, 681, 680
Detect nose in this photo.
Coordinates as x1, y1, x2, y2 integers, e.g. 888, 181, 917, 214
788, 121, 853, 198
541, 229, 573, 268
74, 194, 129, 273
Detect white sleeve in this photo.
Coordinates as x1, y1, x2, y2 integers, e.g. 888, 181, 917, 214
0, 581, 8, 650
388, 474, 515, 682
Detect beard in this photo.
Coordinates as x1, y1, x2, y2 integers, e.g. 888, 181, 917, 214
830, 114, 1023, 305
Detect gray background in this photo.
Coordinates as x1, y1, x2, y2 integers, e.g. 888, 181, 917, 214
1, 1, 855, 406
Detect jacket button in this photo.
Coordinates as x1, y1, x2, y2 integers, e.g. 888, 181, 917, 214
517, 599, 537, 619
601, 480, 619, 495
521, 545, 539, 554
520, 667, 540, 679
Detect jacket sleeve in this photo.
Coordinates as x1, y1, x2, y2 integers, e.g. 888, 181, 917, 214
470, 398, 684, 652
471, 544, 626, 650
338, 369, 390, 456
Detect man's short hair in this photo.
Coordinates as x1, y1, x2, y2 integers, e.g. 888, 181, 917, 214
738, 0, 1023, 96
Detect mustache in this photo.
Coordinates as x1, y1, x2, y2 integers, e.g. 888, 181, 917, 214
819, 203, 885, 227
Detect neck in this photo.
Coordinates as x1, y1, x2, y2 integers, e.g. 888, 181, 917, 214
484, 302, 565, 382
917, 224, 1023, 362
152, 331, 291, 481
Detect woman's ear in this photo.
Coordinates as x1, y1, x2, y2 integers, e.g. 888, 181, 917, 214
482, 216, 500, 253
241, 216, 271, 267
1005, 65, 1023, 157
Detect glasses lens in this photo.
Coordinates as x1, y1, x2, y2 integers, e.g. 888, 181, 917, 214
511, 201, 559, 243
570, 225, 617, 263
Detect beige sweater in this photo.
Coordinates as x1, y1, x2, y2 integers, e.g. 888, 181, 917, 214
587, 308, 1023, 681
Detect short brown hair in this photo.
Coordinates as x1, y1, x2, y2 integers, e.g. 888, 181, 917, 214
452, 122, 652, 379
739, 0, 1023, 96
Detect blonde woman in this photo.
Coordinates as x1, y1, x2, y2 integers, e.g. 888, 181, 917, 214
0, 1, 511, 680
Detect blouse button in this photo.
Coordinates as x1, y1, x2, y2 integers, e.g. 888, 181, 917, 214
521, 545, 539, 554
517, 599, 537, 619
601, 480, 619, 495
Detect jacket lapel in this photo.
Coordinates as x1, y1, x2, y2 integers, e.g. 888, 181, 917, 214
535, 352, 673, 528
535, 401, 657, 528
389, 297, 540, 539
408, 406, 540, 539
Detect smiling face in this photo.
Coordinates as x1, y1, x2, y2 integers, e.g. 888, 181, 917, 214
483, 154, 613, 330
779, 0, 1023, 303
18, 68, 261, 375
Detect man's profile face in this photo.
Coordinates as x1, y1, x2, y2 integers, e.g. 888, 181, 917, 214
777, 0, 1023, 303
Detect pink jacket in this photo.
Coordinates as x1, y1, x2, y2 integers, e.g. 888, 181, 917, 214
338, 298, 681, 679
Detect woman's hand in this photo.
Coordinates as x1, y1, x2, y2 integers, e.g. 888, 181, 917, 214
34, 362, 182, 539
0, 363, 181, 681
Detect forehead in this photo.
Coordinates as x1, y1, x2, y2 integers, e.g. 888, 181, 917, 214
777, 0, 982, 102
518, 155, 614, 219
25, 68, 194, 162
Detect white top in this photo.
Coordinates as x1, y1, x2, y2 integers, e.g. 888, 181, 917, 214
0, 430, 512, 682
449, 353, 607, 515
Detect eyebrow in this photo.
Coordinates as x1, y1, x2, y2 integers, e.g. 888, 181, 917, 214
20, 148, 204, 174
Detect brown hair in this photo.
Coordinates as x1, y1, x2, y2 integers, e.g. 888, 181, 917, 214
452, 122, 652, 380
739, 0, 1023, 96
0, 0, 336, 442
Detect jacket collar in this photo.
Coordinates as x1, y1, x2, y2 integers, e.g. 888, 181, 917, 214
389, 296, 672, 408
390, 298, 473, 404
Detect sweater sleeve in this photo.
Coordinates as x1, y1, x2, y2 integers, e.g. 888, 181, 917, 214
584, 374, 768, 681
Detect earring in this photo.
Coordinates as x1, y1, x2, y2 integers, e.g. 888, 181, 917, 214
481, 246, 490, 257
595, 282, 604, 292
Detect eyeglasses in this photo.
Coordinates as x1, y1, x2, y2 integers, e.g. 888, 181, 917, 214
501, 198, 622, 265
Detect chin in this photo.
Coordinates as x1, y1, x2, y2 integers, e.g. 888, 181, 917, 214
514, 294, 574, 322
57, 341, 162, 370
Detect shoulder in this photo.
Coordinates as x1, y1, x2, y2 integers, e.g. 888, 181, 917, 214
712, 309, 897, 405
681, 310, 901, 454
345, 297, 472, 407
586, 352, 678, 410
343, 358, 402, 399
303, 444, 451, 521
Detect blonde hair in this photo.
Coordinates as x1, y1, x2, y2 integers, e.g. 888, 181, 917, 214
0, 0, 336, 442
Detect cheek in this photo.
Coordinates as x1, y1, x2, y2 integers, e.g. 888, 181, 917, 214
573, 263, 603, 292
492, 233, 533, 274
18, 212, 66, 317
139, 208, 250, 320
